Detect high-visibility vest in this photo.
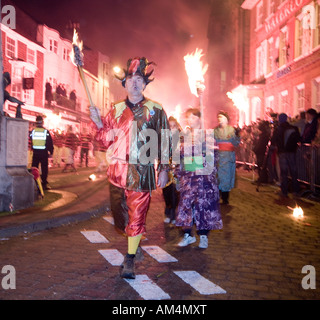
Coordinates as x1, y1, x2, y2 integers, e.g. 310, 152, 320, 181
31, 128, 47, 150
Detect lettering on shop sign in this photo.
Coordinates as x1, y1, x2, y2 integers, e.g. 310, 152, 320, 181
265, 0, 310, 35
1, 5, 16, 29
301, 265, 316, 290
1, 265, 16, 290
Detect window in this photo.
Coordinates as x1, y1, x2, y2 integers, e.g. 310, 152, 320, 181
12, 66, 23, 80
27, 48, 35, 65
266, 95, 275, 114
256, 46, 263, 79
312, 77, 320, 111
49, 39, 58, 54
315, 1, 320, 47
279, 27, 289, 66
267, 0, 275, 16
295, 83, 305, 115
295, 8, 314, 58
63, 48, 70, 61
280, 90, 289, 114
267, 37, 274, 74
256, 1, 264, 30
6, 36, 16, 58
10, 83, 22, 101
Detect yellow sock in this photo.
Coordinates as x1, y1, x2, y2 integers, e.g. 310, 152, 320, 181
128, 234, 142, 255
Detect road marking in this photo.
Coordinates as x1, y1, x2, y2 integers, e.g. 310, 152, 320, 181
103, 216, 114, 225
125, 274, 171, 300
98, 249, 124, 266
142, 245, 178, 263
173, 270, 226, 295
81, 230, 109, 243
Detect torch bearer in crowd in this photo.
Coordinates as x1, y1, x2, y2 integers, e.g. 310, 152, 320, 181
184, 48, 208, 129
70, 29, 103, 128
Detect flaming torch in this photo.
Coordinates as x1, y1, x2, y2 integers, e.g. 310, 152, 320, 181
184, 48, 208, 129
70, 29, 102, 127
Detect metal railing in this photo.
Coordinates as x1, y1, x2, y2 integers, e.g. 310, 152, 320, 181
236, 144, 320, 196
296, 144, 320, 194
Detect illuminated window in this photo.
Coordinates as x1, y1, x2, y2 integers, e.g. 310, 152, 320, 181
267, 37, 274, 74
315, 2, 320, 47
279, 90, 288, 114
312, 77, 320, 111
49, 39, 58, 54
27, 48, 35, 65
6, 36, 16, 58
295, 6, 314, 58
294, 83, 305, 115
256, 1, 264, 30
279, 27, 288, 66
266, 95, 275, 114
256, 46, 263, 78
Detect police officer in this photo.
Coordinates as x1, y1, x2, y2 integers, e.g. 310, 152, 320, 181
30, 116, 54, 190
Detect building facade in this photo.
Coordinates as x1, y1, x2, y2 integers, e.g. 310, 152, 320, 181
1, 1, 111, 134
229, 0, 320, 126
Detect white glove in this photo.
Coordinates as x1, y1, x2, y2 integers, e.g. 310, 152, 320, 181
89, 106, 103, 129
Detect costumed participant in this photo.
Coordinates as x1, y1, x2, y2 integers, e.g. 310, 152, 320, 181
30, 116, 54, 190
162, 116, 181, 224
89, 57, 170, 279
175, 108, 222, 249
214, 111, 240, 204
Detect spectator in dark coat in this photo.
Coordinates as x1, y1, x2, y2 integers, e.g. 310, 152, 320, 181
301, 108, 318, 144
271, 113, 301, 197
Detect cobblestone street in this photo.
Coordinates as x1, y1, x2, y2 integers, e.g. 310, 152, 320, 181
0, 170, 319, 301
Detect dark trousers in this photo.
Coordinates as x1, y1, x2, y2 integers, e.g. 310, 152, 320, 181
162, 183, 179, 220
32, 151, 49, 186
278, 152, 299, 195
80, 148, 89, 167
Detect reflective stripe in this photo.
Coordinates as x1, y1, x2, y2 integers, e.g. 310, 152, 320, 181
32, 128, 47, 150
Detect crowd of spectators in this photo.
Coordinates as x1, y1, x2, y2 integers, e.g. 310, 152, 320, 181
236, 108, 320, 186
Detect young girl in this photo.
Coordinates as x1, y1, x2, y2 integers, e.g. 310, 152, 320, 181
175, 108, 223, 249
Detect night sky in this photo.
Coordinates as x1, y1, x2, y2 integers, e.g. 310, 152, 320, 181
9, 0, 211, 115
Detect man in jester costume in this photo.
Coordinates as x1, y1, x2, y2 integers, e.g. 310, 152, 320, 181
89, 57, 170, 279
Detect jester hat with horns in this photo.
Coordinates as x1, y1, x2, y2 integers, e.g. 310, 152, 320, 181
115, 57, 156, 88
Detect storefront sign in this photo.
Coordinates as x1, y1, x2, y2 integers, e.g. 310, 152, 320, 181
276, 66, 292, 78
265, 0, 310, 34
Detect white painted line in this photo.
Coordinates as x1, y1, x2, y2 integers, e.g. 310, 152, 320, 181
141, 245, 178, 263
103, 216, 114, 225
98, 249, 124, 266
81, 230, 109, 243
174, 271, 226, 295
125, 275, 171, 300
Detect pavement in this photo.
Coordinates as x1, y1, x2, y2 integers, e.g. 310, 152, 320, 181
0, 162, 111, 239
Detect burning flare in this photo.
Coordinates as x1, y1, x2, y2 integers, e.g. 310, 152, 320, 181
70, 29, 84, 67
288, 205, 304, 218
184, 48, 208, 97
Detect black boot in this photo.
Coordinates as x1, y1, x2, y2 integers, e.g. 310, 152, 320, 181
221, 192, 229, 204
120, 254, 135, 279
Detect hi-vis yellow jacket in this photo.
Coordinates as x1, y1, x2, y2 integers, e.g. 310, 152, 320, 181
30, 127, 54, 153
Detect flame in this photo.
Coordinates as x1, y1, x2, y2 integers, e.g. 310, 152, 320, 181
184, 48, 208, 97
293, 206, 304, 219
288, 205, 304, 218
172, 104, 182, 124
70, 29, 84, 66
